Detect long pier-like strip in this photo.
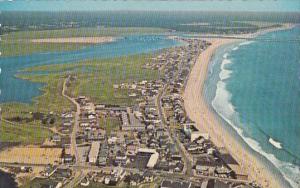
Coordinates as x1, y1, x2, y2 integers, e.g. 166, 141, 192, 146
183, 35, 300, 43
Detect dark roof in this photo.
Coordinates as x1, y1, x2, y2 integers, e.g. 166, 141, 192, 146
214, 180, 230, 188
130, 174, 143, 182
143, 170, 153, 177
161, 180, 191, 188
206, 179, 230, 188
129, 154, 151, 170
196, 156, 220, 167
217, 153, 239, 165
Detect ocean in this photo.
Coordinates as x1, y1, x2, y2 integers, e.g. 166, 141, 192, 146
205, 26, 300, 188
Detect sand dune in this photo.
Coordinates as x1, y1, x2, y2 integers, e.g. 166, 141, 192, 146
31, 37, 116, 44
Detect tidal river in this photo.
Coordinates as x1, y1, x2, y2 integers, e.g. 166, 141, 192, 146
0, 35, 182, 103
205, 26, 300, 188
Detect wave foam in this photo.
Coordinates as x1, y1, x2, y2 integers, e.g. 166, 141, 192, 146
232, 47, 239, 51
219, 59, 232, 81
219, 69, 232, 80
269, 138, 283, 149
212, 84, 300, 187
239, 41, 255, 46
211, 51, 300, 188
223, 53, 229, 58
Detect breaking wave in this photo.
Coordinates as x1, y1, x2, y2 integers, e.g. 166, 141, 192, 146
210, 44, 300, 188
219, 59, 232, 80
239, 41, 255, 46
232, 46, 239, 51
269, 138, 283, 149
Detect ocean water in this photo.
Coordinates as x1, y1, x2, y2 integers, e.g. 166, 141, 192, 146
0, 170, 17, 188
205, 26, 300, 188
0, 35, 182, 103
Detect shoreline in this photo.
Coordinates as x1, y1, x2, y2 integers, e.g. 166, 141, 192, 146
184, 25, 294, 188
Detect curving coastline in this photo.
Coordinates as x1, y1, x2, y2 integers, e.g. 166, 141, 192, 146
184, 37, 288, 188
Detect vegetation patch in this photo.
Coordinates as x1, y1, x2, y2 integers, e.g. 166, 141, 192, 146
0, 27, 168, 57
0, 120, 51, 144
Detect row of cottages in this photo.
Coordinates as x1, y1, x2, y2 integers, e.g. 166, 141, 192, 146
60, 112, 73, 134
121, 107, 145, 131
177, 121, 248, 180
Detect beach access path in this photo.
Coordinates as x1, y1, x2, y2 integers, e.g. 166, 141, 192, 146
183, 38, 283, 188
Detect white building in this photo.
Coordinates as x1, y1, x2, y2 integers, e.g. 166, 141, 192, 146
88, 141, 101, 164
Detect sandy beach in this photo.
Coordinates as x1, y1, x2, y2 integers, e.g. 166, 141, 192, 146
31, 37, 116, 44
184, 37, 285, 188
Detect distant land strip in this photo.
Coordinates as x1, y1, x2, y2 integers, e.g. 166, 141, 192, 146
31, 37, 116, 44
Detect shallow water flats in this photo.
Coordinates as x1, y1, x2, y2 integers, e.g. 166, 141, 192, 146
205, 27, 300, 188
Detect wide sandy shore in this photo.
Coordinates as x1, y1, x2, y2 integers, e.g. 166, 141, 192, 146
184, 38, 284, 188
31, 37, 115, 44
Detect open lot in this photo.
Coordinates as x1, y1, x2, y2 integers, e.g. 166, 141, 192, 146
0, 146, 62, 164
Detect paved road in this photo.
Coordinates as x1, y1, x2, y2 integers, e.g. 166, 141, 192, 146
157, 85, 193, 176
65, 170, 85, 188
62, 76, 81, 164
61, 76, 85, 188
71, 164, 251, 185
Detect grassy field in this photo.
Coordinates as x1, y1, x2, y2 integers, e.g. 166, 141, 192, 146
0, 120, 51, 144
16, 73, 75, 113
0, 73, 74, 144
1, 72, 75, 127
0, 27, 168, 57
99, 116, 121, 135
21, 177, 61, 188
20, 54, 158, 106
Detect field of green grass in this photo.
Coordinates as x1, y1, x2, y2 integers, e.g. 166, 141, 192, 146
0, 120, 51, 144
0, 27, 168, 57
20, 177, 60, 188
0, 73, 74, 144
1, 72, 75, 127
98, 116, 121, 135
20, 54, 158, 106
